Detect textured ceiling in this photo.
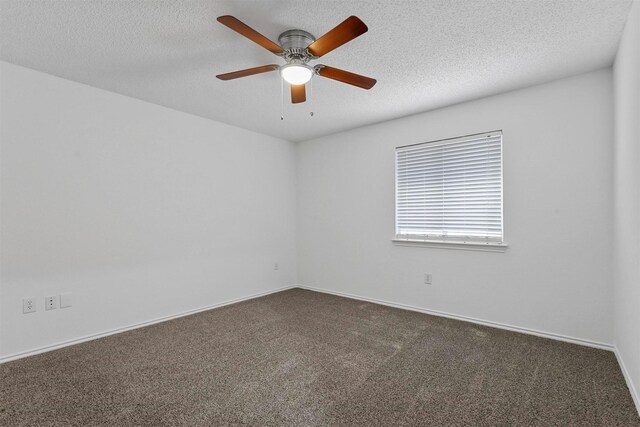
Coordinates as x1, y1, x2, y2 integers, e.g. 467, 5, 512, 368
0, 0, 633, 142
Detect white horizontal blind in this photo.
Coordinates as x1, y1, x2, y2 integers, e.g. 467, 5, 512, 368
395, 132, 503, 243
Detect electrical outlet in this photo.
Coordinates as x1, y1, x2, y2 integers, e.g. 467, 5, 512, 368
424, 273, 433, 285
45, 295, 57, 310
23, 297, 36, 314
274, 262, 279, 270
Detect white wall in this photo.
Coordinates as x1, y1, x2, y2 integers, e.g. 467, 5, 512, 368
297, 69, 614, 346
0, 62, 297, 359
613, 0, 640, 410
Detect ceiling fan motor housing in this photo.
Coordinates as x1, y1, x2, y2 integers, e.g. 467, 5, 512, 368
278, 29, 316, 63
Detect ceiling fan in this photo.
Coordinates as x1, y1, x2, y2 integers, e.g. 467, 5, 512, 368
216, 15, 377, 104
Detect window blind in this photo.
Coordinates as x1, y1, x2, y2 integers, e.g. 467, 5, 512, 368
395, 132, 503, 243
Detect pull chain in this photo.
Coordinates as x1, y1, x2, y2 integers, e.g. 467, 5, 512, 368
309, 78, 314, 117
280, 77, 284, 121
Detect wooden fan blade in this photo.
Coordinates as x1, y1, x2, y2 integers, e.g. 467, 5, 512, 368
291, 84, 306, 103
216, 64, 279, 80
307, 16, 368, 57
316, 65, 376, 89
217, 15, 284, 55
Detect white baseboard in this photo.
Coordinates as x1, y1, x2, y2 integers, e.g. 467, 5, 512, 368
296, 285, 614, 351
0, 285, 296, 364
614, 347, 640, 416
2, 284, 636, 415
300, 284, 640, 413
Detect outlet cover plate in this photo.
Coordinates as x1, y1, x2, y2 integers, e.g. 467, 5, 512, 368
424, 273, 433, 285
23, 297, 36, 314
45, 295, 57, 310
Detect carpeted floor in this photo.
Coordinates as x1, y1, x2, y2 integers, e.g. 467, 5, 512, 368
1, 288, 638, 426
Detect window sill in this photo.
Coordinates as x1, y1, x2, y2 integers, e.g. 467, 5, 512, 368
391, 238, 508, 252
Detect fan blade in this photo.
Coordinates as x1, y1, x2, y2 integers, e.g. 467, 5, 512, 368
307, 16, 368, 57
217, 15, 284, 55
216, 64, 279, 80
291, 84, 306, 103
316, 65, 376, 89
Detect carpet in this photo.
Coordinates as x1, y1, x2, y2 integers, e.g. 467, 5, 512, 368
1, 288, 638, 426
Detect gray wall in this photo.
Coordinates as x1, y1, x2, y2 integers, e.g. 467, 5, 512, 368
0, 62, 298, 358
613, 0, 640, 412
297, 69, 614, 346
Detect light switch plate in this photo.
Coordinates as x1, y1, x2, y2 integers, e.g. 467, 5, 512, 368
60, 293, 72, 308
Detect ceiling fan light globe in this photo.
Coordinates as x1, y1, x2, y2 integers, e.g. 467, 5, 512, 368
280, 64, 313, 85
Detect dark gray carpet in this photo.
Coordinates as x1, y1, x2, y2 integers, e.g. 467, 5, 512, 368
1, 288, 638, 426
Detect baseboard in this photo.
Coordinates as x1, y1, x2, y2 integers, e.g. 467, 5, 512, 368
296, 285, 614, 351
3, 283, 635, 413
614, 347, 640, 416
0, 285, 296, 364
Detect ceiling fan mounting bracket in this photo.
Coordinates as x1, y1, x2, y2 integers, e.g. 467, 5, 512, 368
278, 29, 317, 63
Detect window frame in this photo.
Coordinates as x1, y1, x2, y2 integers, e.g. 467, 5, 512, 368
393, 131, 507, 252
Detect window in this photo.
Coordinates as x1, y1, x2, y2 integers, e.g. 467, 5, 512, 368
395, 131, 504, 248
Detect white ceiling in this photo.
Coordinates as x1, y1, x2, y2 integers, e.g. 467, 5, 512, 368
0, 0, 633, 142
